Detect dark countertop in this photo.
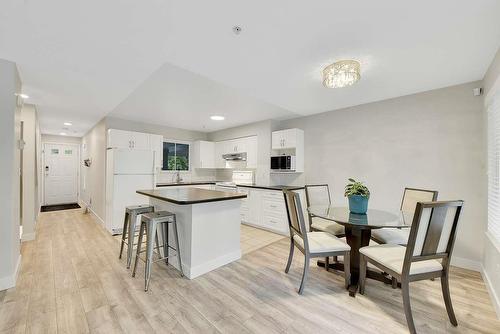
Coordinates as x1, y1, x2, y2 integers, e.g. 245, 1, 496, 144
137, 188, 247, 205
155, 181, 304, 191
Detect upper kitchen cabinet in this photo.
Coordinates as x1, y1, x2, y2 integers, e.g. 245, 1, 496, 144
271, 128, 303, 149
244, 136, 258, 168
149, 134, 164, 168
192, 140, 216, 169
107, 129, 150, 150
214, 141, 226, 168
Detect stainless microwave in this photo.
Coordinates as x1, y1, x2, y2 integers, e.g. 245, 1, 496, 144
270, 155, 296, 171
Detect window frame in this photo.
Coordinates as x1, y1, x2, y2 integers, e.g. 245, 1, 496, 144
160, 139, 191, 172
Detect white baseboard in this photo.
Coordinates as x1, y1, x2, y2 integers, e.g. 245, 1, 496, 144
482, 265, 500, 319
0, 254, 22, 291
450, 256, 481, 272
21, 232, 35, 242
79, 199, 105, 226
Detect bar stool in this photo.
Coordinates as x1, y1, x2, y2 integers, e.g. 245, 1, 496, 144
132, 211, 183, 291
119, 205, 154, 269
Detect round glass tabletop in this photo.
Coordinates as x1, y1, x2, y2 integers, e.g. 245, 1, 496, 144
308, 206, 412, 229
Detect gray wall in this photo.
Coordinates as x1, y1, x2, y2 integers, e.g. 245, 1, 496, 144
280, 81, 486, 268
0, 59, 22, 290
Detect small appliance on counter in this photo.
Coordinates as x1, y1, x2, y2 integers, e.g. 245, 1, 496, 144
271, 155, 296, 171
214, 171, 254, 192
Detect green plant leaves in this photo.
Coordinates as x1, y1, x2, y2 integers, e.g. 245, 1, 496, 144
344, 178, 370, 197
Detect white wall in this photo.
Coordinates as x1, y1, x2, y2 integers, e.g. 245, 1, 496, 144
42, 134, 82, 145
483, 46, 500, 318
20, 104, 39, 241
0, 59, 22, 290
281, 81, 487, 270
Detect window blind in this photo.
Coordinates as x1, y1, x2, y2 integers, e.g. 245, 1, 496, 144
487, 92, 500, 243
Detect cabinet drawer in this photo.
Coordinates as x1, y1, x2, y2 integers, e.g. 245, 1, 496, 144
262, 190, 284, 200
261, 215, 288, 234
262, 200, 285, 214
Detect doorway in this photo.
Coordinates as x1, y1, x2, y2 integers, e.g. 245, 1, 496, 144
43, 143, 79, 205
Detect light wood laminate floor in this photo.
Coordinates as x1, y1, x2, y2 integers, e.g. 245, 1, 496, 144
1, 209, 499, 333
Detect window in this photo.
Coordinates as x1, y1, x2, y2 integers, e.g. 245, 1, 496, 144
488, 91, 500, 243
162, 142, 189, 171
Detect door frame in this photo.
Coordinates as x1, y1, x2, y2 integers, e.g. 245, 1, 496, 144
42, 142, 81, 206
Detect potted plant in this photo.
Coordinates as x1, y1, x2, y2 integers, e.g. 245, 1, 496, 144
344, 178, 370, 214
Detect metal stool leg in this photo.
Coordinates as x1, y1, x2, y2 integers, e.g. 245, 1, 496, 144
144, 220, 156, 291
126, 211, 138, 268
132, 221, 145, 278
172, 217, 183, 277
161, 223, 169, 266
119, 212, 129, 259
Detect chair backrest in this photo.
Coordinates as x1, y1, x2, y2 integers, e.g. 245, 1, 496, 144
283, 190, 309, 246
404, 200, 464, 274
305, 184, 331, 207
401, 188, 438, 215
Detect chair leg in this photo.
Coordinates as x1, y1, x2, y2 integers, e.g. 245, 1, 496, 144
126, 212, 137, 269
298, 254, 310, 295
172, 217, 184, 277
132, 222, 145, 278
401, 279, 417, 334
359, 254, 366, 294
325, 256, 330, 271
392, 277, 398, 289
119, 212, 129, 259
441, 270, 458, 326
343, 251, 350, 289
144, 221, 156, 291
285, 239, 294, 273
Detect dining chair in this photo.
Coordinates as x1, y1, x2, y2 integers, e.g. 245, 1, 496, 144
371, 188, 438, 245
359, 200, 464, 334
283, 190, 351, 294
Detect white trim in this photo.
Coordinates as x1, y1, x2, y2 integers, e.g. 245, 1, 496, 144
486, 230, 500, 253
0, 255, 21, 291
21, 232, 35, 242
79, 198, 105, 226
482, 264, 500, 319
185, 249, 241, 279
450, 256, 481, 272
485, 75, 500, 108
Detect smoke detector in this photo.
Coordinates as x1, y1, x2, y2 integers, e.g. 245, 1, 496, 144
232, 26, 242, 35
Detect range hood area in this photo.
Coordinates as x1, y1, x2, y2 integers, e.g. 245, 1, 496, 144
222, 152, 247, 161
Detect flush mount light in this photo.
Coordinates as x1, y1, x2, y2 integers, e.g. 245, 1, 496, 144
59, 132, 67, 136
16, 93, 29, 99
210, 115, 225, 121
232, 26, 242, 35
64, 122, 72, 126
323, 60, 361, 88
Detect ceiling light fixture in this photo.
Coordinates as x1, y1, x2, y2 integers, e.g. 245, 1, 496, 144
322, 60, 361, 88
64, 122, 72, 126
210, 115, 225, 121
59, 132, 67, 136
17, 93, 29, 99
232, 26, 242, 35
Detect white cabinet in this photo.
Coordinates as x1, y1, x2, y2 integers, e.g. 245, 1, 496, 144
107, 129, 150, 150
214, 142, 226, 168
245, 136, 258, 168
192, 141, 215, 169
224, 138, 246, 154
272, 128, 302, 149
149, 134, 164, 169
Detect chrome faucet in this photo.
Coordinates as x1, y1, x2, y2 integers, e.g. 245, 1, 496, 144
172, 170, 183, 183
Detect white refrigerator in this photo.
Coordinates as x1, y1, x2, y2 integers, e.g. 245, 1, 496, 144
105, 148, 155, 234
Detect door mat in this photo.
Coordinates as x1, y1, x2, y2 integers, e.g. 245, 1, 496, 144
40, 203, 81, 212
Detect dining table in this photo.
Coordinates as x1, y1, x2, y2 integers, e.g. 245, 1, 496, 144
308, 206, 412, 297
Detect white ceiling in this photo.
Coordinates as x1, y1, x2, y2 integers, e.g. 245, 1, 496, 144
1, 0, 499, 136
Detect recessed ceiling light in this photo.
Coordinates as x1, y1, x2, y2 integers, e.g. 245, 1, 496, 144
210, 115, 225, 121
18, 93, 29, 99
59, 132, 67, 136
64, 122, 72, 126
232, 26, 242, 35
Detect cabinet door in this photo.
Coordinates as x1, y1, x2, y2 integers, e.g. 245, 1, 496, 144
271, 131, 283, 149
149, 134, 164, 168
281, 129, 297, 149
130, 131, 150, 150
234, 138, 246, 154
245, 136, 258, 168
214, 142, 226, 168
107, 129, 132, 149
199, 141, 215, 168
224, 139, 237, 154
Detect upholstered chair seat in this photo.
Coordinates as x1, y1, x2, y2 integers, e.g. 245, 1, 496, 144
310, 217, 345, 236
371, 228, 410, 245
293, 232, 350, 253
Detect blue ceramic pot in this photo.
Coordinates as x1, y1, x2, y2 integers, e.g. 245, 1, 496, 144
348, 195, 369, 214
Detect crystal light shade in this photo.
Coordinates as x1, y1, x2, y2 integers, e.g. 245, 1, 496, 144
322, 60, 361, 88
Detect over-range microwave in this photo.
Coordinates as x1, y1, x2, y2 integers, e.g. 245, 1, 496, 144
270, 155, 296, 171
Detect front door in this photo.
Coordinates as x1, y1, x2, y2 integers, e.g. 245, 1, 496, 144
43, 143, 79, 205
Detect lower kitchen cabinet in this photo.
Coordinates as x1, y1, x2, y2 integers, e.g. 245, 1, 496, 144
237, 187, 307, 235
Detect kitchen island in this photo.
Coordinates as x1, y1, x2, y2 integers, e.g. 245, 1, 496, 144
137, 187, 246, 279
